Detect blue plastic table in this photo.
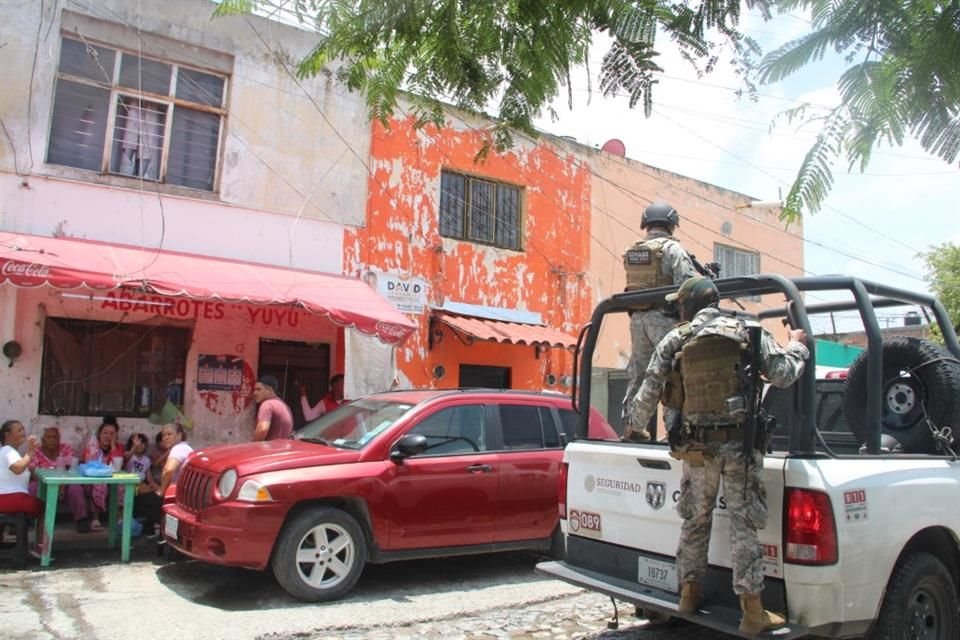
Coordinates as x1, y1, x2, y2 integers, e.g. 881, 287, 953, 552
35, 469, 141, 567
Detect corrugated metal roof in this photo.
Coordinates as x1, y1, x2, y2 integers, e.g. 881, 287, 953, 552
434, 312, 576, 348
435, 300, 543, 325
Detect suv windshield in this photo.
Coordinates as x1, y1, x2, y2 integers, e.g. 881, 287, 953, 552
295, 398, 415, 450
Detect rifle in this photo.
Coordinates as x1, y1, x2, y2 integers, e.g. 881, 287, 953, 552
740, 325, 764, 483
667, 408, 683, 450
689, 254, 721, 280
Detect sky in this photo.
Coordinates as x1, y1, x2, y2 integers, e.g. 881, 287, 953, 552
531, 8, 960, 335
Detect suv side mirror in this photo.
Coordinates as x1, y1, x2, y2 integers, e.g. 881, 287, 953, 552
390, 433, 428, 463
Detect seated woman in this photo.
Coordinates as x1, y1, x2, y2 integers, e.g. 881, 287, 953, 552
28, 426, 91, 533
0, 420, 46, 555
80, 419, 125, 531
134, 423, 193, 537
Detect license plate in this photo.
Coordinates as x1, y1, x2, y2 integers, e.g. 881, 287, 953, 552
164, 514, 179, 540
637, 556, 678, 593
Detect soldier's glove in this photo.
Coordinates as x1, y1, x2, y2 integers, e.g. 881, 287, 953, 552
621, 408, 651, 442
622, 429, 651, 443
667, 423, 683, 449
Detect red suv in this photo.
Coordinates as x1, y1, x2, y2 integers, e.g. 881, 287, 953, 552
162, 389, 617, 601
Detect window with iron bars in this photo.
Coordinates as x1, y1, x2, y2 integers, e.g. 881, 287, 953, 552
47, 36, 227, 192
439, 171, 523, 251
39, 317, 190, 418
714, 243, 761, 301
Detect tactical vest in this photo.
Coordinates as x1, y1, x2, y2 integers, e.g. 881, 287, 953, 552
678, 316, 751, 425
623, 237, 673, 310
623, 238, 673, 291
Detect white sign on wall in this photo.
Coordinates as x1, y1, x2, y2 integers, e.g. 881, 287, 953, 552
366, 271, 428, 314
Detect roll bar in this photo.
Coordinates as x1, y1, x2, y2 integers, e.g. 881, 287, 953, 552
574, 274, 960, 456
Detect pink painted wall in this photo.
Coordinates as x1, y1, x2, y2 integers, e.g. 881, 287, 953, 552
3, 287, 340, 451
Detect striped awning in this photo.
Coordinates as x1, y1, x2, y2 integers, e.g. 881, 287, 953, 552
433, 311, 576, 348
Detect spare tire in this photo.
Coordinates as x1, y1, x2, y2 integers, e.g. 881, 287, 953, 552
843, 337, 960, 454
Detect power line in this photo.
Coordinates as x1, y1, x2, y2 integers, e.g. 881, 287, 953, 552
24, 0, 48, 175
227, 2, 840, 286
571, 73, 950, 164
71, 0, 599, 283
62, 0, 932, 294
242, 0, 943, 283
650, 107, 929, 267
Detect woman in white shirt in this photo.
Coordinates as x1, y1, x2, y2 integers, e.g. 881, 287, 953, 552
0, 420, 43, 517
1, 419, 49, 558
134, 423, 193, 537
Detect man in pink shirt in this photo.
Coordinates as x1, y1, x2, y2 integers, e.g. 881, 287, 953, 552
252, 375, 294, 441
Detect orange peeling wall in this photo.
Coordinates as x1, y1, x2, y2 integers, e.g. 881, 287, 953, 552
344, 116, 592, 390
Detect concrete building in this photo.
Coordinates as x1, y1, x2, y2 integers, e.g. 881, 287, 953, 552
0, 0, 412, 449
0, 0, 807, 449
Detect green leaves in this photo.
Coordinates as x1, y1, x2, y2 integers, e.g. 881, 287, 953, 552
780, 107, 850, 220
216, 0, 771, 152
761, 0, 960, 221
921, 242, 960, 344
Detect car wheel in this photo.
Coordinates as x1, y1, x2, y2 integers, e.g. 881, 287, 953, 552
868, 552, 958, 640
271, 506, 367, 602
843, 337, 960, 454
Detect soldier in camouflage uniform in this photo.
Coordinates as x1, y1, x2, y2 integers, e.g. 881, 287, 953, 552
621, 202, 697, 442
627, 276, 808, 636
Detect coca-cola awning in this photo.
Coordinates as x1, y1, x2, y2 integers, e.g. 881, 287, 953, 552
0, 232, 416, 345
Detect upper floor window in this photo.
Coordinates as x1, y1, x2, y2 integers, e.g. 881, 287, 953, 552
47, 37, 227, 191
439, 171, 523, 251
714, 243, 761, 301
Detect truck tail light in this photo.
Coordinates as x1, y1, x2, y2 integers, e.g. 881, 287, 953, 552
784, 488, 838, 565
558, 462, 568, 520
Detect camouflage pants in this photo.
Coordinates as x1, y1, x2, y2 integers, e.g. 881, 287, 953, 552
675, 440, 768, 595
623, 310, 678, 436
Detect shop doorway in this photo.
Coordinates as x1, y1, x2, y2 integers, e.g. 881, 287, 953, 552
459, 364, 511, 389
258, 339, 331, 429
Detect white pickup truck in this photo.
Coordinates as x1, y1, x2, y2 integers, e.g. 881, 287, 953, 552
538, 274, 960, 639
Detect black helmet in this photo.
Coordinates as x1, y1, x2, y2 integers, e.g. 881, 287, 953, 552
641, 202, 679, 230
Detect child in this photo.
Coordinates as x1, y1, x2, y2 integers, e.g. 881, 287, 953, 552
126, 433, 157, 494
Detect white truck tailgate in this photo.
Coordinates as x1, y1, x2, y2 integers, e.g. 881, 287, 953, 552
564, 441, 787, 580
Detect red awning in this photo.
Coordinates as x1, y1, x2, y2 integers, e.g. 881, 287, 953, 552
0, 232, 416, 345
434, 312, 576, 348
